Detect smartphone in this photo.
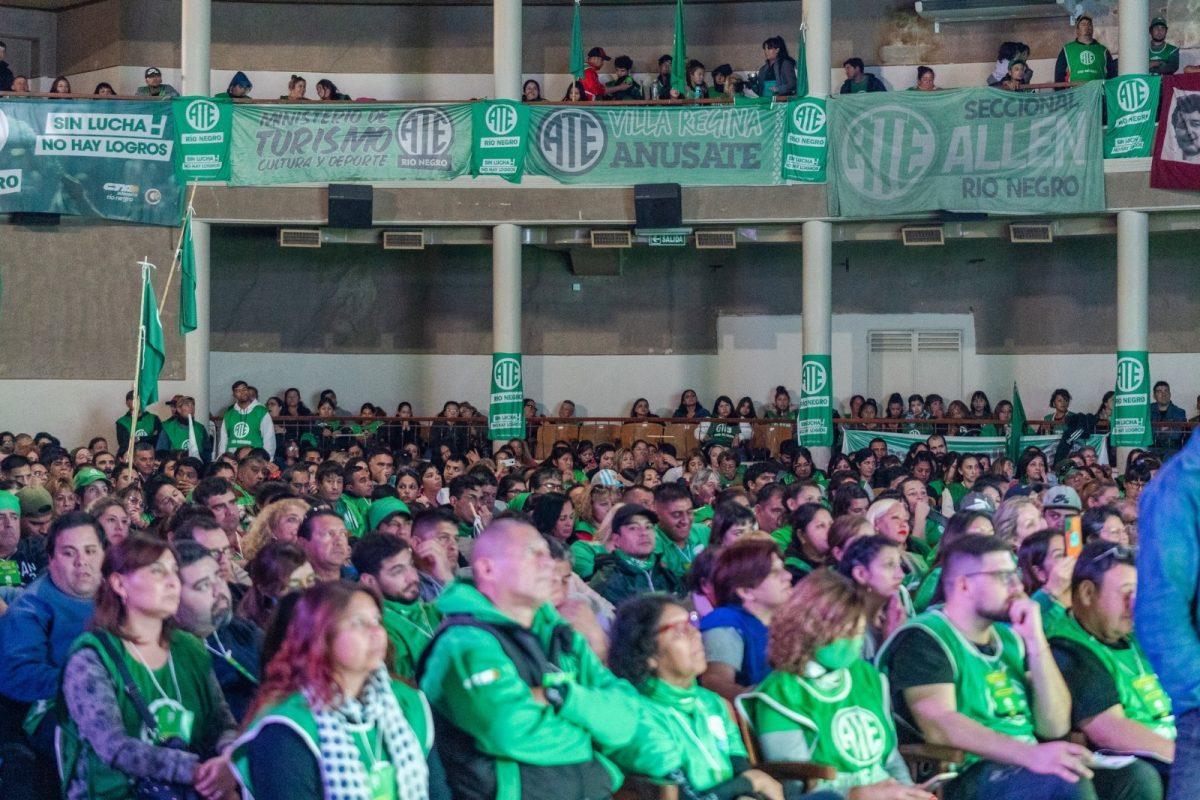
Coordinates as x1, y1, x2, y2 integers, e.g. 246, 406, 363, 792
500, 458, 516, 467
921, 772, 958, 792
1064, 515, 1084, 557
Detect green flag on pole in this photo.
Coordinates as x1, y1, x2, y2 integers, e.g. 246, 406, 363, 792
136, 260, 165, 408
1006, 383, 1026, 464
671, 0, 687, 96
569, 0, 585, 80
796, 23, 809, 98
179, 211, 197, 336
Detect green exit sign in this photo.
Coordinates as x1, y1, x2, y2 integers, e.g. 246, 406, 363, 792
648, 234, 687, 247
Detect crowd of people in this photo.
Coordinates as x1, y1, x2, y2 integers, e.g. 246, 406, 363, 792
0, 372, 1195, 800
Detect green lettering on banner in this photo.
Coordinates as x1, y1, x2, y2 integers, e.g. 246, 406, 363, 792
524, 102, 787, 185
783, 96, 827, 183
470, 100, 531, 183
488, 353, 524, 440
172, 96, 232, 181
797, 355, 833, 447
0, 98, 182, 225
1104, 75, 1160, 158
1112, 350, 1152, 447
829, 82, 1105, 217
840, 429, 1111, 466
229, 103, 473, 185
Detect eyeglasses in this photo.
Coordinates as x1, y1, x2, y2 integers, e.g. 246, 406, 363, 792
206, 545, 234, 560
657, 611, 701, 636
964, 569, 1022, 586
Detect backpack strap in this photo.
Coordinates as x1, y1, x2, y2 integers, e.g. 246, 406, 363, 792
415, 613, 569, 689
94, 632, 160, 736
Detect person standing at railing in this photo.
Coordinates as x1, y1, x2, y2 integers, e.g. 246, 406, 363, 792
648, 54, 673, 100
582, 47, 610, 101
605, 55, 643, 100
1054, 15, 1115, 85
753, 36, 798, 98
0, 42, 13, 93
1149, 17, 1179, 76
135, 66, 179, 98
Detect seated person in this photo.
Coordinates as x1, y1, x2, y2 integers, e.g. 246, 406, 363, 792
352, 532, 441, 679
590, 504, 684, 605
1049, 543, 1173, 794
739, 570, 930, 799
837, 534, 912, 661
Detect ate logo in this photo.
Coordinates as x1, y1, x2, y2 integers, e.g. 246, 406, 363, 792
1115, 357, 1145, 394
1079, 51, 1097, 66
537, 108, 606, 174
184, 99, 220, 132
792, 100, 827, 135
831, 707, 887, 768
232, 421, 251, 439
1115, 79, 1151, 113
396, 107, 455, 156
801, 360, 828, 396
493, 357, 522, 391
485, 104, 519, 136
838, 105, 936, 201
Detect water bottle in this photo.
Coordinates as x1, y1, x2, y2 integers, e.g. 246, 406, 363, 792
650, 81, 660, 100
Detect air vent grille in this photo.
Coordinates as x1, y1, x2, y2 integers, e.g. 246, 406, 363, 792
382, 230, 426, 250
590, 230, 633, 249
901, 226, 945, 246
1009, 223, 1053, 244
695, 230, 737, 249
278, 228, 321, 248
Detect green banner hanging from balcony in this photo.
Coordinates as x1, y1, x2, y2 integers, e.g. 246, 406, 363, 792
782, 96, 827, 182
228, 103, 473, 185
797, 354, 832, 447
525, 102, 787, 185
172, 96, 233, 181
1103, 74, 1160, 158
0, 98, 182, 225
470, 100, 531, 183
829, 81, 1105, 217
1111, 350, 1152, 447
488, 353, 525, 441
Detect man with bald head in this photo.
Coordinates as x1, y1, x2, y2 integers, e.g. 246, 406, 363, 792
418, 518, 681, 800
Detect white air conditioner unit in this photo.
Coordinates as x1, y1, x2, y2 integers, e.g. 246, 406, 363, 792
915, 0, 1070, 23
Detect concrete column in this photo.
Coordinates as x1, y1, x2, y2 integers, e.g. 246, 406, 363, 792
805, 0, 832, 97
492, 224, 522, 356
493, 0, 522, 101
1118, 0, 1149, 76
188, 221, 212, 424
181, 0, 211, 96
1115, 210, 1149, 472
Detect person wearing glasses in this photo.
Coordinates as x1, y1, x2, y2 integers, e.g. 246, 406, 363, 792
879, 535, 1114, 800
1049, 542, 1173, 797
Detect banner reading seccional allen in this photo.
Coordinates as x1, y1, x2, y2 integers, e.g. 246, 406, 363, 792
829, 81, 1105, 217
0, 98, 181, 225
524, 103, 787, 185
229, 103, 473, 185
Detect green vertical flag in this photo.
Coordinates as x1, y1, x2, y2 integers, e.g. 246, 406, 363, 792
1006, 383, 1026, 463
179, 212, 197, 336
671, 0, 687, 96
136, 262, 165, 408
569, 0, 585, 80
796, 23, 809, 98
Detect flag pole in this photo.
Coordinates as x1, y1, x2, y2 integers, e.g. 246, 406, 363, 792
125, 258, 152, 487
157, 182, 199, 317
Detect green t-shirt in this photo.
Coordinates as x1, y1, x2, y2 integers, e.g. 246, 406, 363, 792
382, 598, 442, 679
654, 524, 708, 579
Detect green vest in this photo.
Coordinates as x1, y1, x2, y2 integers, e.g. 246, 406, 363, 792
641, 678, 745, 791
382, 598, 442, 679
1050, 616, 1176, 740
338, 494, 371, 538
1063, 41, 1109, 82
58, 630, 221, 800
879, 610, 1036, 764
770, 525, 792, 551
162, 416, 206, 451
705, 422, 738, 447
117, 412, 159, 442
232, 679, 433, 798
655, 525, 708, 579
1149, 42, 1179, 65
222, 404, 269, 450
741, 660, 896, 783
570, 538, 606, 580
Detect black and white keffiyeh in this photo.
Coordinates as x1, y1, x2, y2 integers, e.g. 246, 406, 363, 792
311, 666, 429, 800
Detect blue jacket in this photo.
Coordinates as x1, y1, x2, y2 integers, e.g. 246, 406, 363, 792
1134, 431, 1200, 714
0, 573, 95, 702
698, 604, 769, 686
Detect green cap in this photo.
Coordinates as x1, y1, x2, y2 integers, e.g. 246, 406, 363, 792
73, 466, 110, 491
367, 497, 411, 532
508, 492, 532, 512
1151, 16, 1168, 30
18, 486, 53, 517
0, 491, 20, 515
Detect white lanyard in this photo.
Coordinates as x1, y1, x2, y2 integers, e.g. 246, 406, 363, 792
128, 643, 181, 703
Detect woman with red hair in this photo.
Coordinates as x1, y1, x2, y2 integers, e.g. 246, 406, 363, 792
232, 581, 434, 800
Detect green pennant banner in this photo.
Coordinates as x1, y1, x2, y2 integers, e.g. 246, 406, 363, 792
783, 96, 827, 182
172, 96, 233, 181
488, 353, 525, 440
470, 100, 531, 183
1111, 350, 1152, 447
525, 102, 786, 185
1104, 75, 1160, 158
228, 103, 474, 185
797, 354, 833, 446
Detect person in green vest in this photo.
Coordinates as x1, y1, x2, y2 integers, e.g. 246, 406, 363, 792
217, 380, 276, 460
233, 580, 435, 800
696, 396, 752, 450
1049, 543, 1174, 795
158, 395, 210, 461
352, 532, 442, 680
338, 459, 373, 538
739, 570, 928, 798
58, 536, 239, 800
115, 389, 163, 456
1148, 17, 1179, 76
877, 535, 1154, 800
652, 482, 709, 580
419, 518, 684, 800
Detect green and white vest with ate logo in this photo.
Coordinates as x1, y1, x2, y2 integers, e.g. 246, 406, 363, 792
878, 610, 1036, 765
1050, 615, 1176, 740
222, 404, 269, 450
705, 422, 740, 447
1063, 41, 1108, 82
117, 412, 160, 443
738, 660, 896, 786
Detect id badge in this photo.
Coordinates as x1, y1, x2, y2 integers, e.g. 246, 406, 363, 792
1131, 673, 1171, 718
154, 702, 196, 744
368, 761, 397, 800
985, 668, 1021, 717
0, 560, 21, 587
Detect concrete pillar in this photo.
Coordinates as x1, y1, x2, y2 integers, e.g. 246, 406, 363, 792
492, 224, 522, 356
1118, 0, 1149, 76
1115, 210, 1149, 472
805, 0, 832, 97
181, 0, 211, 96
493, 0, 522, 101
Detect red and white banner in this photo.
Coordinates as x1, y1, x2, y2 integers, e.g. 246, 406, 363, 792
1150, 72, 1200, 190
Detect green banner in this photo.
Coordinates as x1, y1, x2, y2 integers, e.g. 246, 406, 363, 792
0, 98, 182, 225
797, 355, 833, 446
488, 352, 524, 440
525, 102, 786, 185
470, 100, 531, 183
841, 429, 1109, 466
173, 96, 232, 181
1112, 350, 1152, 447
229, 103, 473, 185
1104, 75, 1160, 158
830, 82, 1105, 217
783, 96, 827, 183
